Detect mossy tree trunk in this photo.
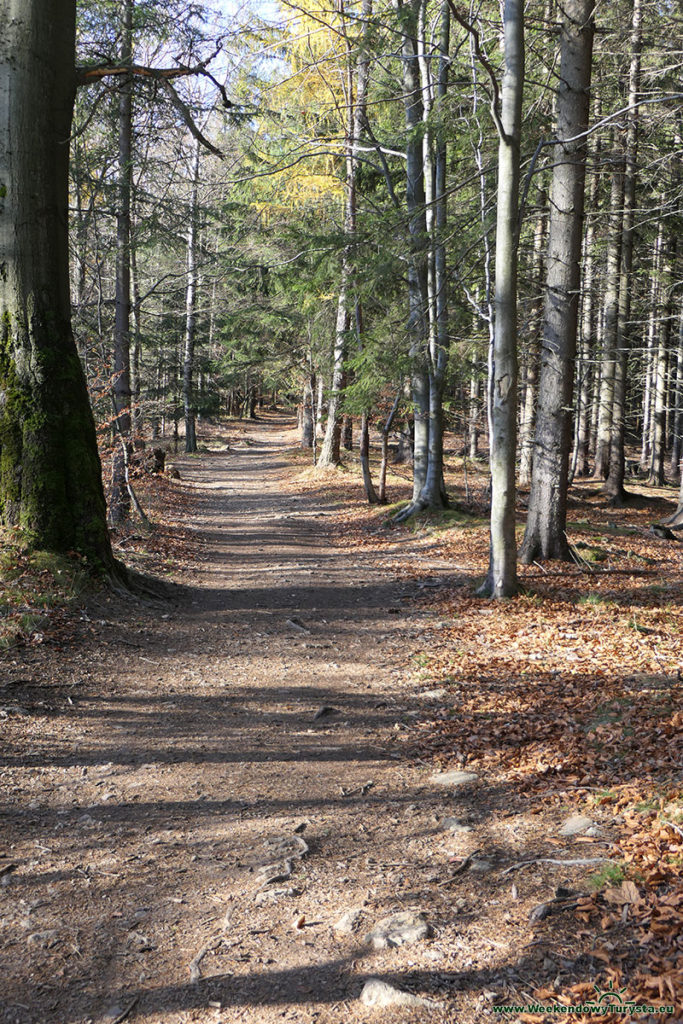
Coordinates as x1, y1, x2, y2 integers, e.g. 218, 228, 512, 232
0, 0, 113, 569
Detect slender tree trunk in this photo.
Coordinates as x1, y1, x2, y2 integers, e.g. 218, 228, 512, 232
316, 375, 325, 432
110, 0, 134, 524
416, 0, 450, 510
519, 199, 546, 485
468, 368, 480, 460
183, 139, 200, 453
650, 228, 676, 485
319, 284, 347, 466
520, 0, 594, 564
642, 222, 663, 470
0, 0, 113, 567
605, 0, 642, 505
319, 0, 372, 468
301, 378, 314, 448
670, 303, 683, 479
379, 392, 401, 503
574, 125, 601, 477
478, 0, 524, 598
359, 414, 379, 502
391, 0, 430, 516
129, 220, 143, 437
592, 141, 623, 481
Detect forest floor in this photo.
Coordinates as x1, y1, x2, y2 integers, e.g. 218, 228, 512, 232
1, 413, 682, 1024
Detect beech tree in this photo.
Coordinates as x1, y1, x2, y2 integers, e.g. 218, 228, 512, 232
1, 0, 229, 562
477, 0, 524, 598
0, 0, 114, 567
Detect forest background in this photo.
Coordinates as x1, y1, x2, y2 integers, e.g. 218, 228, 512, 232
64, 0, 683, 589
1, 1, 683, 1019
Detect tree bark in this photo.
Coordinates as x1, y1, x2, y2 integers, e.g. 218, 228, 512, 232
110, 0, 134, 524
605, 0, 642, 505
319, 0, 372, 468
0, 0, 113, 567
478, 0, 523, 599
415, 0, 450, 511
670, 302, 683, 478
519, 0, 594, 564
519, 197, 546, 485
650, 225, 676, 485
391, 0, 430, 517
573, 126, 601, 478
301, 379, 314, 448
183, 138, 201, 453
592, 140, 623, 481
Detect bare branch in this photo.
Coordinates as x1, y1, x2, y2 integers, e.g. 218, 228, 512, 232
157, 78, 223, 158
445, 0, 505, 141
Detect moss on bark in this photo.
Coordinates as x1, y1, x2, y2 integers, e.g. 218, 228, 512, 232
0, 301, 113, 571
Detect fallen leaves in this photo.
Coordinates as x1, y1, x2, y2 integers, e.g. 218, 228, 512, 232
325, 460, 683, 1019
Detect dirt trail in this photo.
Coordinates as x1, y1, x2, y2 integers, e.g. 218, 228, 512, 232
4, 415, 499, 1024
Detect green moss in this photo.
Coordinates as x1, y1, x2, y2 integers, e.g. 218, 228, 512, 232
573, 541, 609, 562
0, 300, 111, 567
0, 535, 90, 647
588, 862, 625, 890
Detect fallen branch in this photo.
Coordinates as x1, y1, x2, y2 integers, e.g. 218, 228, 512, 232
189, 934, 224, 982
521, 568, 658, 579
106, 998, 139, 1024
437, 849, 482, 886
501, 857, 613, 876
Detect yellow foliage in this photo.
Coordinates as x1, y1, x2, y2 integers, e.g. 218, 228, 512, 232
260, 0, 361, 210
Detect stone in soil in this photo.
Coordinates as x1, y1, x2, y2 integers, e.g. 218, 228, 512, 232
559, 814, 595, 837
254, 886, 299, 905
256, 858, 293, 884
365, 911, 432, 950
441, 816, 473, 833
260, 835, 309, 860
334, 907, 364, 934
254, 834, 309, 885
359, 978, 436, 1009
430, 770, 479, 787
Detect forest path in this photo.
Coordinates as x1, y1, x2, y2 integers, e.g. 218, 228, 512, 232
3, 414, 489, 1024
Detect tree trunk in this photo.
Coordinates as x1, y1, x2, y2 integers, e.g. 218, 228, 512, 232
319, 278, 347, 466
129, 217, 143, 437
519, 197, 546, 485
110, 0, 134, 525
318, 0, 372, 468
574, 124, 602, 477
670, 302, 683, 478
468, 365, 480, 459
391, 0, 430, 520
478, 0, 523, 599
316, 375, 325, 432
592, 141, 623, 481
416, 0, 450, 511
0, 0, 113, 567
301, 380, 314, 448
342, 414, 353, 450
379, 392, 401, 503
519, 0, 594, 564
650, 227, 676, 485
359, 414, 379, 503
183, 139, 201, 453
605, 0, 642, 505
